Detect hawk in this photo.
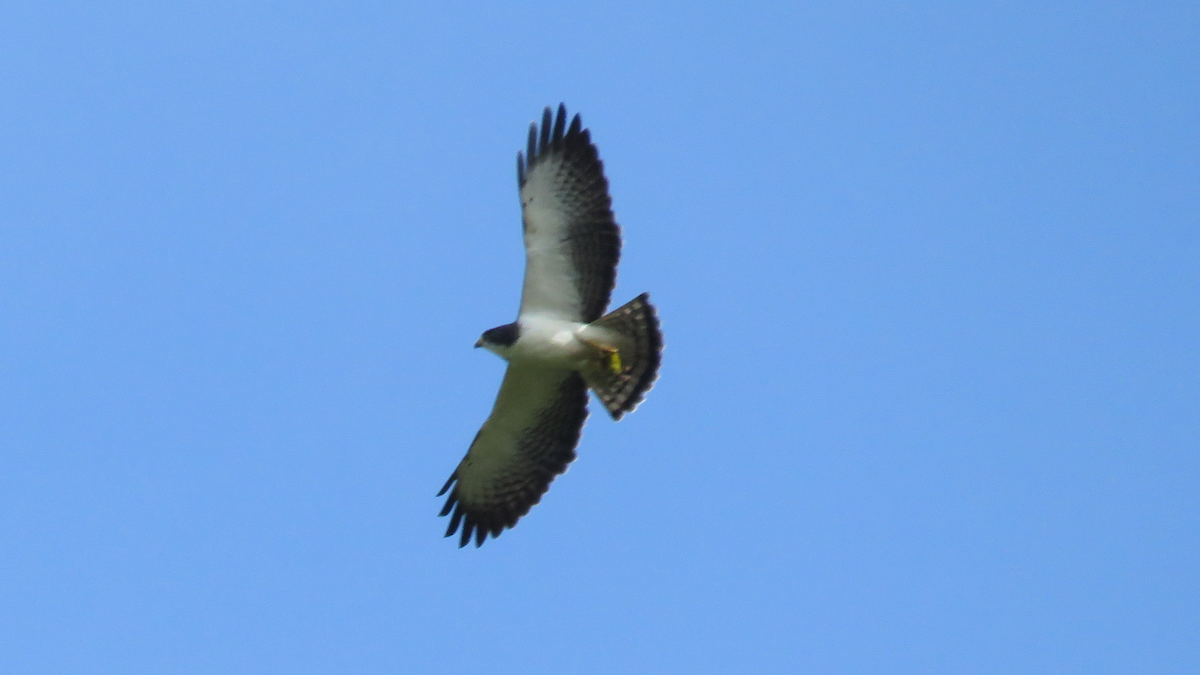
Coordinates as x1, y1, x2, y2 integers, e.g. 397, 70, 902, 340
437, 104, 663, 547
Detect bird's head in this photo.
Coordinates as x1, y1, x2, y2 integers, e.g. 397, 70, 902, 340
476, 322, 521, 357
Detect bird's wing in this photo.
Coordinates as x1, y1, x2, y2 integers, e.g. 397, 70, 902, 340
438, 365, 589, 547
517, 104, 621, 323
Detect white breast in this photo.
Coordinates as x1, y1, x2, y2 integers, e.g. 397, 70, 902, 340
511, 314, 591, 368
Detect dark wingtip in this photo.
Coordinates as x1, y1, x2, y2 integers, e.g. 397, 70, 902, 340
444, 506, 464, 536
539, 107, 552, 153
521, 107, 588, 174
552, 103, 567, 144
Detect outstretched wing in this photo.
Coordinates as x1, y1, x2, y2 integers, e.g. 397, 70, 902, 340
517, 104, 621, 323
438, 366, 589, 547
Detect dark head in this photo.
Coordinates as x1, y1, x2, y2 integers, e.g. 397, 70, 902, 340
475, 322, 521, 355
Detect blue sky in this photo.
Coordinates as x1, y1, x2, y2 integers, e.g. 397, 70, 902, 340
1, 2, 1197, 673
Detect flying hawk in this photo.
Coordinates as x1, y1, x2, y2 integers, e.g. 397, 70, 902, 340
437, 104, 663, 547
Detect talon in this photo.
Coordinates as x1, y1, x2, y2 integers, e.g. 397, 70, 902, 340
607, 350, 623, 374
579, 335, 623, 374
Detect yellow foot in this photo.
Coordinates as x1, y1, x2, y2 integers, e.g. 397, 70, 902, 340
579, 336, 625, 375
607, 350, 623, 375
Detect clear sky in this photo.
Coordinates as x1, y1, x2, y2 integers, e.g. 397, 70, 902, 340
2, 2, 1197, 673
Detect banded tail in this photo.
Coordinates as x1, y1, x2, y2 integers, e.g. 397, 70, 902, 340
580, 293, 663, 420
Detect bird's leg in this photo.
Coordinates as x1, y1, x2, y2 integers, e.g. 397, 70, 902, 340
578, 336, 627, 376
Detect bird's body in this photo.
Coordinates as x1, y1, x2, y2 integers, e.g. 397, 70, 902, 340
438, 105, 662, 547
480, 316, 627, 370
482, 316, 587, 366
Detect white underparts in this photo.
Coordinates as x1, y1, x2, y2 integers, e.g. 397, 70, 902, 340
484, 314, 598, 369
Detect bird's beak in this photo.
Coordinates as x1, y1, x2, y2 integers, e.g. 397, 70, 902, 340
474, 339, 483, 348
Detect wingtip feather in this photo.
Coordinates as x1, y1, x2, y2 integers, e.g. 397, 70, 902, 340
553, 104, 567, 144
437, 473, 456, 497
444, 506, 464, 536
539, 107, 552, 153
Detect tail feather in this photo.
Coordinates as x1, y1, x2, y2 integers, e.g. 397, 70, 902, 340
580, 293, 662, 420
